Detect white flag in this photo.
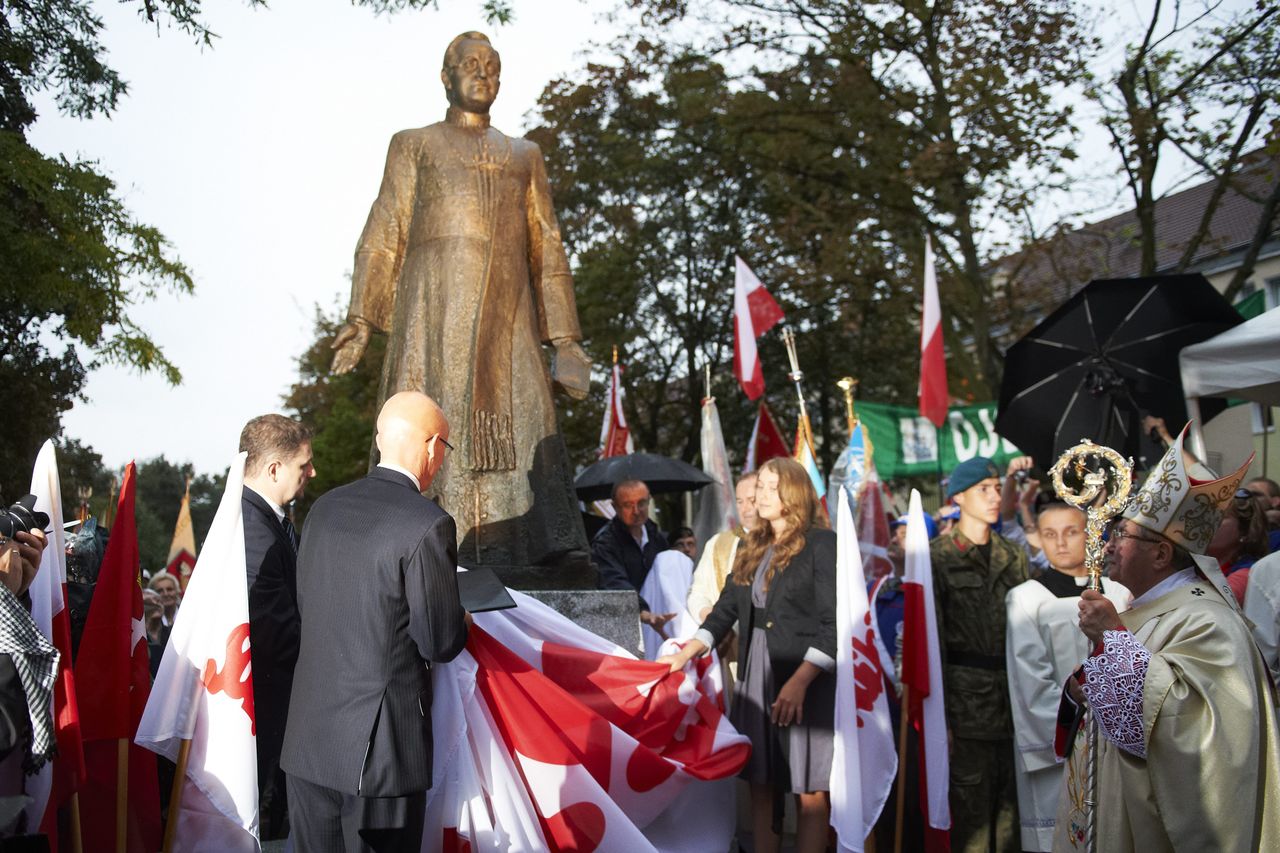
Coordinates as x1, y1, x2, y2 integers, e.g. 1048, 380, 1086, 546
692, 395, 738, 554
830, 488, 897, 851
136, 453, 258, 851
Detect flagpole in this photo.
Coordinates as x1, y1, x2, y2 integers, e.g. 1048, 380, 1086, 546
893, 684, 910, 853
780, 325, 810, 429
69, 792, 83, 853
116, 738, 128, 853
161, 739, 193, 853
837, 376, 859, 436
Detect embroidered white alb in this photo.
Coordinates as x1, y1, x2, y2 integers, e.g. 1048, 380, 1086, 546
1082, 629, 1151, 757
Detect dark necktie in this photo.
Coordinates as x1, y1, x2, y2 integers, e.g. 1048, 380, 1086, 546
281, 516, 299, 554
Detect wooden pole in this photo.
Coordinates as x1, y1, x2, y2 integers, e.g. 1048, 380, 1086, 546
68, 791, 83, 853
162, 739, 193, 853
893, 684, 911, 853
116, 738, 128, 853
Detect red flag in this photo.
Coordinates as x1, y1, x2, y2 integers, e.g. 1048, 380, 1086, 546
901, 490, 951, 850
599, 361, 634, 459
733, 257, 784, 400
919, 235, 949, 427
74, 463, 162, 853
744, 402, 789, 472
857, 475, 895, 583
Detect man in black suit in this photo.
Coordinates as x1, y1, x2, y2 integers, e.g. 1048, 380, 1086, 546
239, 413, 316, 840
282, 391, 468, 852
591, 479, 673, 635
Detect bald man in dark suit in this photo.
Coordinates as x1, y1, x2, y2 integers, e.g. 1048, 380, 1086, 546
282, 392, 468, 852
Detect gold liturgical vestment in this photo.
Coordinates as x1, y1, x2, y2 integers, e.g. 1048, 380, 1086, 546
1054, 575, 1280, 852
347, 107, 587, 566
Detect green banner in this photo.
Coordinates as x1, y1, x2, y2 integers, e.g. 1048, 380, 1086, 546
852, 400, 1023, 479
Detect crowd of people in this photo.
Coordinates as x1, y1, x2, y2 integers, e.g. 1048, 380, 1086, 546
3, 401, 1280, 851
589, 424, 1280, 853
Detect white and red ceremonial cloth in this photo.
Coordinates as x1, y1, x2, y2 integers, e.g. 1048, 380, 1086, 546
901, 489, 951, 846
25, 441, 85, 838
919, 235, 949, 427
136, 453, 259, 852
831, 487, 897, 851
425, 584, 749, 852
733, 256, 785, 400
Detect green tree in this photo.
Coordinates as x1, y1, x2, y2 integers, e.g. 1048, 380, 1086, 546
624, 0, 1096, 396
283, 306, 387, 522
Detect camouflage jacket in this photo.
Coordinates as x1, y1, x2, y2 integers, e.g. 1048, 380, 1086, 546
930, 527, 1028, 740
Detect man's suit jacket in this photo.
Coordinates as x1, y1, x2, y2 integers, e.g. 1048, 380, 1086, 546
591, 518, 668, 610
280, 467, 468, 798
242, 488, 300, 777
699, 528, 838, 729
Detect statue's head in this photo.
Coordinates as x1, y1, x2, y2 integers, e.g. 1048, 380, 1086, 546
441, 32, 501, 114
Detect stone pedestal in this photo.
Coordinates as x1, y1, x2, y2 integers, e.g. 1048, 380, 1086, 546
522, 589, 642, 656
460, 556, 642, 656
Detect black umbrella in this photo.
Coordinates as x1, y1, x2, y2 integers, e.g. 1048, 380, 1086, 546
995, 275, 1241, 468
573, 453, 714, 502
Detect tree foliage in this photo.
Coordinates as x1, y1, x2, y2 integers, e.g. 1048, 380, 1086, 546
283, 306, 387, 522
1087, 1, 1280, 295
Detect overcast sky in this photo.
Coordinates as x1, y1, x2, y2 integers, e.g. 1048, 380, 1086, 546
31, 0, 619, 474
30, 0, 1247, 476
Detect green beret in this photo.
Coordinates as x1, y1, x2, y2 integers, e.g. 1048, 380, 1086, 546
947, 457, 1001, 498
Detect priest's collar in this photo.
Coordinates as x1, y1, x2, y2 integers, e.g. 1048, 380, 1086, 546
446, 107, 491, 129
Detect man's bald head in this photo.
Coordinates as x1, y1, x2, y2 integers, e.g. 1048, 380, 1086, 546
376, 392, 450, 490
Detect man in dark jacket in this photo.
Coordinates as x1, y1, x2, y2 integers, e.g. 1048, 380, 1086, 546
282, 392, 468, 852
238, 414, 316, 840
591, 479, 671, 634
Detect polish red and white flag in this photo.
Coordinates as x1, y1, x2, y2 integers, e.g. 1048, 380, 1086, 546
919, 235, 949, 427
902, 489, 951, 848
25, 441, 85, 841
137, 453, 258, 852
830, 487, 897, 851
599, 361, 634, 459
424, 584, 750, 852
733, 256, 784, 400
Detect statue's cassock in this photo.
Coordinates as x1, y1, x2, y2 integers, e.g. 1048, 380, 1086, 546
347, 106, 588, 566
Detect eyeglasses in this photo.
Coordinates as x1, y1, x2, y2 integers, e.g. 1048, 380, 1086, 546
1108, 525, 1164, 546
615, 499, 650, 512
431, 434, 454, 452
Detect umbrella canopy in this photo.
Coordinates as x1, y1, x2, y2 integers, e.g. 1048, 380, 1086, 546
996, 274, 1242, 468
1180, 306, 1280, 405
573, 453, 714, 502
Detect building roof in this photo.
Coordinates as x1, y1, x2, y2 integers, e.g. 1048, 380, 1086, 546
995, 149, 1280, 318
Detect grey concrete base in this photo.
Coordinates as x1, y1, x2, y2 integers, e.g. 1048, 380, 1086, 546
523, 589, 642, 656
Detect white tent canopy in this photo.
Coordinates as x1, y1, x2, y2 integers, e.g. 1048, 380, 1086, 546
1180, 306, 1280, 461
1181, 306, 1280, 405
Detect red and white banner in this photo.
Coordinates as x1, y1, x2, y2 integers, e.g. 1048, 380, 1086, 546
424, 585, 749, 852
137, 453, 258, 852
857, 473, 894, 583
599, 362, 634, 460
831, 488, 897, 851
901, 489, 950, 844
733, 256, 784, 400
745, 401, 790, 472
25, 441, 85, 838
919, 235, 949, 427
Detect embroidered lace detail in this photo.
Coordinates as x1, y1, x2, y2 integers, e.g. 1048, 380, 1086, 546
1082, 629, 1150, 757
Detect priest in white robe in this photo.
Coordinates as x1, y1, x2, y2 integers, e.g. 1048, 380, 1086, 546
1005, 503, 1129, 851
1053, 426, 1280, 853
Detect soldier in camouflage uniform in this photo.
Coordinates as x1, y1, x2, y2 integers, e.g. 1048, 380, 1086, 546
932, 457, 1029, 853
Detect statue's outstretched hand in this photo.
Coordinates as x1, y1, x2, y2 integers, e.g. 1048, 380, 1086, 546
551, 339, 591, 401
331, 320, 371, 375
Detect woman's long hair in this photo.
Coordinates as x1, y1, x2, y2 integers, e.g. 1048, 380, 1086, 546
730, 457, 825, 590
